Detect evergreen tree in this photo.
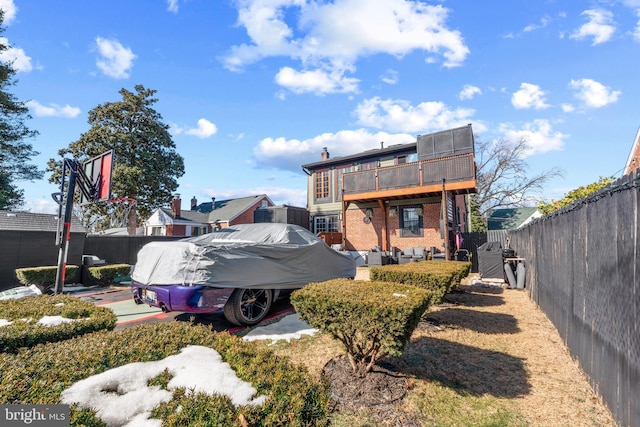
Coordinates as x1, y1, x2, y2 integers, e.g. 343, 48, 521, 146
47, 85, 185, 234
0, 11, 42, 210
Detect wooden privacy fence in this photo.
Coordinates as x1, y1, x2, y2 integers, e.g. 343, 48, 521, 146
510, 173, 640, 427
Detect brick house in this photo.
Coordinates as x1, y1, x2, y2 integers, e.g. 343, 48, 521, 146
301, 124, 477, 260
144, 194, 274, 237
624, 126, 640, 176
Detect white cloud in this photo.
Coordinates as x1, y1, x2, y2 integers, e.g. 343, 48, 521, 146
26, 100, 81, 118
634, 10, 640, 42
380, 69, 399, 85
498, 119, 567, 155
524, 16, 550, 32
569, 78, 621, 108
459, 84, 481, 100
0, 0, 17, 25
185, 118, 218, 138
223, 0, 469, 94
95, 37, 136, 79
275, 66, 359, 94
561, 104, 575, 113
570, 9, 616, 45
167, 0, 179, 13
354, 96, 477, 133
511, 83, 549, 110
253, 128, 414, 171
0, 37, 32, 72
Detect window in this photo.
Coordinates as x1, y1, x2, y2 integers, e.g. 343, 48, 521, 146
191, 226, 207, 236
314, 169, 330, 201
359, 160, 378, 170
397, 155, 407, 165
314, 215, 340, 234
399, 206, 423, 237
150, 226, 163, 236
261, 200, 268, 208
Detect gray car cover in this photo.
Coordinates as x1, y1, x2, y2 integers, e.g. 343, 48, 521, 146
131, 223, 356, 289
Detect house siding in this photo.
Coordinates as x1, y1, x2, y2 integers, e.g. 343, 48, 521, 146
166, 225, 186, 236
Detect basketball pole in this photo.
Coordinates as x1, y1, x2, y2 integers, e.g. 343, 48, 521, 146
54, 160, 78, 294
53, 159, 96, 294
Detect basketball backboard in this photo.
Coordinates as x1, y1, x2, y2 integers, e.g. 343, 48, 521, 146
80, 150, 114, 204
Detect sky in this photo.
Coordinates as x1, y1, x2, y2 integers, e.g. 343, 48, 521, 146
2, 0, 639, 214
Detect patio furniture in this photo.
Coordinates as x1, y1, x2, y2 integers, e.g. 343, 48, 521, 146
399, 247, 426, 263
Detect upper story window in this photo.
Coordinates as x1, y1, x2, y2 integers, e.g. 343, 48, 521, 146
359, 160, 378, 170
261, 200, 268, 208
314, 169, 330, 201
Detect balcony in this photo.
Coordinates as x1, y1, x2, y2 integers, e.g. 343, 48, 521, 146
342, 152, 476, 203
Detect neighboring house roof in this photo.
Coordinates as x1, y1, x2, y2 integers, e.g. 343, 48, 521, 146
487, 208, 541, 230
193, 194, 274, 224
624, 126, 640, 176
0, 210, 85, 233
145, 195, 274, 226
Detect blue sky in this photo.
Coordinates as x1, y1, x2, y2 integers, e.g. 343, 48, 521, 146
2, 0, 639, 214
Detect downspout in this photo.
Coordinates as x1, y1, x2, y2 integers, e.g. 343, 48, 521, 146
442, 179, 449, 260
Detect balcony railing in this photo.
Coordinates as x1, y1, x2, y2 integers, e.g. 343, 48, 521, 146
342, 152, 475, 198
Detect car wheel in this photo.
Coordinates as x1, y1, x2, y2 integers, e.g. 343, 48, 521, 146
223, 288, 273, 326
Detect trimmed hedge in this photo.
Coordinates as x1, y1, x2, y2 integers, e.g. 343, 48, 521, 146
15, 265, 79, 292
0, 322, 330, 426
291, 279, 433, 376
87, 264, 132, 286
370, 260, 471, 303
0, 294, 117, 353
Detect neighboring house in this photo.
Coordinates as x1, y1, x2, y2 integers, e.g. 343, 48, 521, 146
144, 194, 274, 237
623, 126, 640, 176
301, 124, 477, 259
486, 207, 541, 231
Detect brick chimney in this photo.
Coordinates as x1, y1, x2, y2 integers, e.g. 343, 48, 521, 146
321, 147, 330, 161
171, 194, 181, 218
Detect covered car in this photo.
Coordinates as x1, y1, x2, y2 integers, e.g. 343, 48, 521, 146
131, 223, 356, 325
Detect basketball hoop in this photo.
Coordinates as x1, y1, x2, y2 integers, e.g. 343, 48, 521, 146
76, 196, 137, 233
102, 197, 137, 230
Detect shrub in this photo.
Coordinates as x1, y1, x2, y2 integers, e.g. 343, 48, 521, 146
291, 279, 433, 376
0, 294, 117, 353
370, 260, 471, 303
15, 265, 79, 293
0, 322, 330, 426
87, 264, 132, 286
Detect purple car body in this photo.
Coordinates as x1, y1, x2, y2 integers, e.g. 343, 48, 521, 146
131, 283, 235, 314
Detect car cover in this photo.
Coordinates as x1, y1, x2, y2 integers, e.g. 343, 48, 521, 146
131, 223, 356, 289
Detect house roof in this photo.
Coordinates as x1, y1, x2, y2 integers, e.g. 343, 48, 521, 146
147, 194, 274, 226
0, 210, 85, 233
302, 142, 416, 170
487, 208, 540, 231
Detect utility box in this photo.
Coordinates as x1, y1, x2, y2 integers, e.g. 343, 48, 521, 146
477, 241, 504, 280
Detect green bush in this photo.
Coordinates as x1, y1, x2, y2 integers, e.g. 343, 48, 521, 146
291, 279, 432, 376
0, 322, 330, 426
370, 260, 471, 303
15, 265, 79, 292
0, 294, 117, 353
87, 264, 132, 286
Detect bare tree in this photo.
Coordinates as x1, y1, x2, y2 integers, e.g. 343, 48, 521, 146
474, 137, 562, 220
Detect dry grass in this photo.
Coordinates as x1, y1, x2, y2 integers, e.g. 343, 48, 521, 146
264, 268, 616, 426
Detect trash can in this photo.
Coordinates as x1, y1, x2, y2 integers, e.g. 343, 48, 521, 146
477, 242, 504, 279
81, 255, 106, 285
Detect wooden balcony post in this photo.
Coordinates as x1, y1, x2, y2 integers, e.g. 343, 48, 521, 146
377, 199, 388, 251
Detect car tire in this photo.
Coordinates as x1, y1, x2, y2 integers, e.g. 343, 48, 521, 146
223, 288, 273, 326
